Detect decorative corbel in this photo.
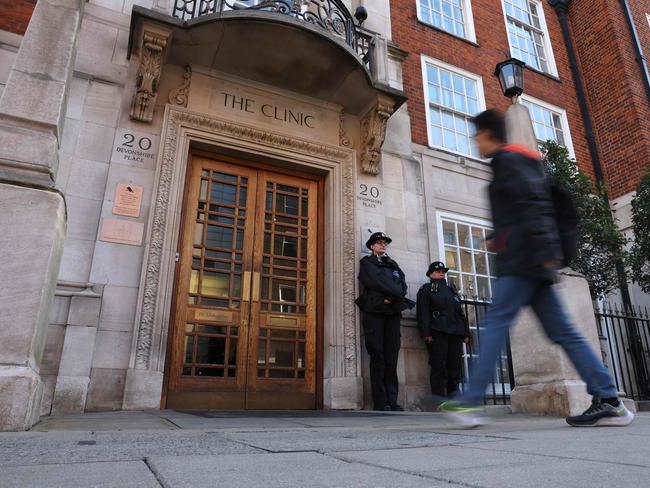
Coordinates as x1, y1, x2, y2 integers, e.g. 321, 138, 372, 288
168, 65, 192, 108
130, 25, 172, 122
339, 110, 351, 148
360, 99, 394, 175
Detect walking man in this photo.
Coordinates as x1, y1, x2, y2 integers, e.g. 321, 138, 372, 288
439, 109, 634, 428
356, 232, 414, 411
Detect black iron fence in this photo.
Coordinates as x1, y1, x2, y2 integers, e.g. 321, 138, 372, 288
459, 298, 514, 405
171, 0, 374, 64
595, 303, 650, 401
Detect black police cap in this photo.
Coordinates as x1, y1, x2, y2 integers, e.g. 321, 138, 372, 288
365, 232, 392, 249
427, 261, 449, 276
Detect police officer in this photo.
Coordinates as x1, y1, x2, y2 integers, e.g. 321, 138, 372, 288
355, 232, 414, 411
416, 261, 470, 402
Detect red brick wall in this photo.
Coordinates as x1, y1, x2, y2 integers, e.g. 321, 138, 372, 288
568, 0, 650, 198
390, 0, 594, 179
0, 0, 36, 35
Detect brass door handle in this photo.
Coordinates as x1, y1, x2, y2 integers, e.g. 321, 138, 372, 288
242, 271, 251, 302
252, 272, 261, 302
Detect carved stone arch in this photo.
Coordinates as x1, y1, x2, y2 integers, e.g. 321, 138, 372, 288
123, 106, 361, 409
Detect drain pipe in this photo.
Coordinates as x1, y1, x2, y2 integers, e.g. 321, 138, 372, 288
547, 1, 605, 185
548, 1, 636, 308
621, 0, 650, 105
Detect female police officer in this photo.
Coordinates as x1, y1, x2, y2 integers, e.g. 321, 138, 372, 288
416, 261, 471, 402
355, 232, 414, 411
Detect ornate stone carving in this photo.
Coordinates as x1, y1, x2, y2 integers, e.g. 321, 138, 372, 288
360, 100, 394, 175
339, 110, 351, 148
134, 108, 358, 376
130, 30, 170, 122
168, 65, 192, 107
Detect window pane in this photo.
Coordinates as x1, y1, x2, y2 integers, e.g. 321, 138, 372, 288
431, 125, 443, 146
460, 249, 474, 273
471, 227, 483, 249
475, 252, 488, 275
462, 274, 476, 297
443, 220, 457, 245
457, 224, 470, 247
445, 247, 458, 269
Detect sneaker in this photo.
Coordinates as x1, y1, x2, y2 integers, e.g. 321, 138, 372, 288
389, 404, 404, 412
438, 401, 486, 428
566, 398, 634, 427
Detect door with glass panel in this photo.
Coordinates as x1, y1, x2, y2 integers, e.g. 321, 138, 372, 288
166, 155, 319, 409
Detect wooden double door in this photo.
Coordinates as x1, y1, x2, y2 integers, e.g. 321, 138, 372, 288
166, 155, 320, 409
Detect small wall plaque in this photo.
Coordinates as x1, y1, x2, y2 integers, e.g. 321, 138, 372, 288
113, 183, 143, 218
99, 219, 144, 246
193, 308, 234, 323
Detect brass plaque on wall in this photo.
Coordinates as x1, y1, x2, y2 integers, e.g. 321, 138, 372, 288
192, 309, 234, 323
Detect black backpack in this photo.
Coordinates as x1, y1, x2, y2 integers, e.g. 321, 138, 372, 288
549, 181, 580, 266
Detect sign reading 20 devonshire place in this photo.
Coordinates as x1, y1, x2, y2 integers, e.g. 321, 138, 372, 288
111, 128, 160, 168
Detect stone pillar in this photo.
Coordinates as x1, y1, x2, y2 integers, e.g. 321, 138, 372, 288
510, 270, 600, 416
504, 101, 600, 416
0, 0, 85, 431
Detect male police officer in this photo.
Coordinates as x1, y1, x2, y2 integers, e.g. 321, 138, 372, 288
356, 232, 414, 411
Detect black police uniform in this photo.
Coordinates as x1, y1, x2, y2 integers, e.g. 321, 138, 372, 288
355, 233, 413, 411
416, 264, 470, 399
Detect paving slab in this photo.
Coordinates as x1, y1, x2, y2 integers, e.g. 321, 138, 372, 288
433, 458, 649, 488
222, 426, 507, 453
0, 460, 160, 488
332, 444, 547, 473
0, 431, 262, 467
32, 411, 177, 431
147, 451, 462, 488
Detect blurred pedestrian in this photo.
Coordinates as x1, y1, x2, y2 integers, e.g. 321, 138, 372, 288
439, 109, 634, 428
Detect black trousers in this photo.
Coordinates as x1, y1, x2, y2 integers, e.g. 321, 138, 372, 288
362, 312, 401, 409
426, 330, 464, 398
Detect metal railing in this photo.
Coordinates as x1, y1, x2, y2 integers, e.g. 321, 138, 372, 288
171, 0, 374, 64
595, 303, 650, 401
459, 298, 515, 405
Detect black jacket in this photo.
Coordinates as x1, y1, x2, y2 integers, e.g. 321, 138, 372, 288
416, 279, 470, 338
355, 254, 414, 314
488, 145, 562, 281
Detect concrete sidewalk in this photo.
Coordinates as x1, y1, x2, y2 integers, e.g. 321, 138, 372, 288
1, 409, 648, 488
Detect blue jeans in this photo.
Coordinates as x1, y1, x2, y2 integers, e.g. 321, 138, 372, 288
460, 275, 618, 404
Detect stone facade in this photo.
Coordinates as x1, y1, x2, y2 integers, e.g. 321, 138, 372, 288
1, 0, 646, 428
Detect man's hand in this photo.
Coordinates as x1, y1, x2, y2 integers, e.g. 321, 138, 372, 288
424, 336, 433, 343
463, 336, 471, 344
383, 298, 391, 304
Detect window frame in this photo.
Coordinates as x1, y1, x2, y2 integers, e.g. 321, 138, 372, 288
421, 55, 486, 160
501, 0, 559, 77
416, 0, 478, 43
520, 94, 576, 160
435, 211, 496, 301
